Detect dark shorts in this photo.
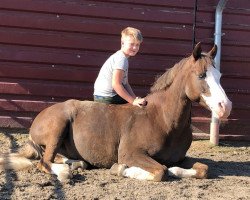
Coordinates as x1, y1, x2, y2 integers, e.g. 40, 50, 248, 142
93, 95, 128, 104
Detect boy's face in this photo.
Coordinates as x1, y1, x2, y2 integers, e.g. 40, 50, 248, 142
121, 36, 141, 57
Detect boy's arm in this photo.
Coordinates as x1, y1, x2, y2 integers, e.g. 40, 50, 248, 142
112, 69, 135, 103
112, 69, 147, 107
123, 83, 136, 98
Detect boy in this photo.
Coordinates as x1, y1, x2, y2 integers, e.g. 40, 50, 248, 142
93, 27, 147, 107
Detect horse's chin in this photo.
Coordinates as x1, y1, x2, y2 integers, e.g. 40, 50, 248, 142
212, 111, 227, 120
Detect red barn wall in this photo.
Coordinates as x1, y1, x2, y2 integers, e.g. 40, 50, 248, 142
0, 0, 249, 140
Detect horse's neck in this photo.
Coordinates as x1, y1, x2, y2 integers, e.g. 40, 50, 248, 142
148, 84, 191, 132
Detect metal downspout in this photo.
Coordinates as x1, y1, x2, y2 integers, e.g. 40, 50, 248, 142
192, 0, 198, 49
210, 0, 228, 145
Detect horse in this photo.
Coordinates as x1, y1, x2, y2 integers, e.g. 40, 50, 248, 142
0, 43, 232, 182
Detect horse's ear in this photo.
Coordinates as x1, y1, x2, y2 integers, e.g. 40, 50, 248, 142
192, 42, 202, 61
208, 44, 217, 59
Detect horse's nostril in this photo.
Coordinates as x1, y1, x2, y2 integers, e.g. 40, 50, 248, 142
218, 102, 224, 109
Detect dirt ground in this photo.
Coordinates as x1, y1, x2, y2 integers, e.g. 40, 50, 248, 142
0, 129, 249, 200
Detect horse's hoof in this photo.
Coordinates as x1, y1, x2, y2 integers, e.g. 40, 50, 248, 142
57, 171, 73, 182
192, 162, 208, 179
71, 161, 88, 170
57, 164, 73, 182
153, 169, 167, 182
110, 163, 127, 176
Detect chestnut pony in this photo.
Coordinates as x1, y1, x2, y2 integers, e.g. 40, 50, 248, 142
0, 43, 232, 182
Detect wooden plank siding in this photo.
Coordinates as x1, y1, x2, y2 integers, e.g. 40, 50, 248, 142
0, 0, 249, 140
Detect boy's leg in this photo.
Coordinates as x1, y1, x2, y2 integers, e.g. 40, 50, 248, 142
112, 95, 128, 104
93, 95, 127, 104
93, 95, 113, 104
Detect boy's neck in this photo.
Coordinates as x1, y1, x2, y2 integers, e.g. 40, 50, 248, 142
120, 49, 130, 58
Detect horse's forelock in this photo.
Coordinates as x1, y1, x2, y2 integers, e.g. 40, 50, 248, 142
196, 53, 215, 72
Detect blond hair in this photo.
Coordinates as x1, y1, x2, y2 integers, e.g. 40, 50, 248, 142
121, 27, 143, 42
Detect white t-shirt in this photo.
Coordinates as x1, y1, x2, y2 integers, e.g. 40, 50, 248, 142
94, 50, 129, 97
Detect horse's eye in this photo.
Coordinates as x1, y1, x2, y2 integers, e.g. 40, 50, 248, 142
199, 73, 206, 79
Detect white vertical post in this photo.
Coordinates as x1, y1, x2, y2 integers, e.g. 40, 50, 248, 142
210, 0, 228, 145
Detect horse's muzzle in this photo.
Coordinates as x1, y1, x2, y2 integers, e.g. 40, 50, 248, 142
216, 99, 232, 119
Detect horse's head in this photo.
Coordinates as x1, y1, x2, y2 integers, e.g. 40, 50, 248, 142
186, 42, 232, 119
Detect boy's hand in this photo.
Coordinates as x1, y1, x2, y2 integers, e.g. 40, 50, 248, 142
132, 97, 147, 107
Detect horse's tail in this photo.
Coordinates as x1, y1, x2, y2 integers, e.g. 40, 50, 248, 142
0, 140, 43, 171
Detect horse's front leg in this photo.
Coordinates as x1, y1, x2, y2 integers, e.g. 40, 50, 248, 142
168, 157, 208, 179
111, 152, 167, 182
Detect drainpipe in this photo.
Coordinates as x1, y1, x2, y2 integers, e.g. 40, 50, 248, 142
210, 0, 228, 145
192, 0, 198, 49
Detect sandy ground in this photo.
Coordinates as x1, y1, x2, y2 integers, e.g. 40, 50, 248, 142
0, 129, 249, 200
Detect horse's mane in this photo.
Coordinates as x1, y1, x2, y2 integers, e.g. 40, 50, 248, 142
150, 57, 189, 93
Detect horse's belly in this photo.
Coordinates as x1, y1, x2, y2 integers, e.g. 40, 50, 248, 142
72, 131, 119, 168
75, 144, 118, 168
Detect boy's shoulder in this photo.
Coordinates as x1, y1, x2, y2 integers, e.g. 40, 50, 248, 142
113, 50, 123, 56
112, 50, 127, 60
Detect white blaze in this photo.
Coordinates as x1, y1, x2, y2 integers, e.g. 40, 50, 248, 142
201, 65, 232, 119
